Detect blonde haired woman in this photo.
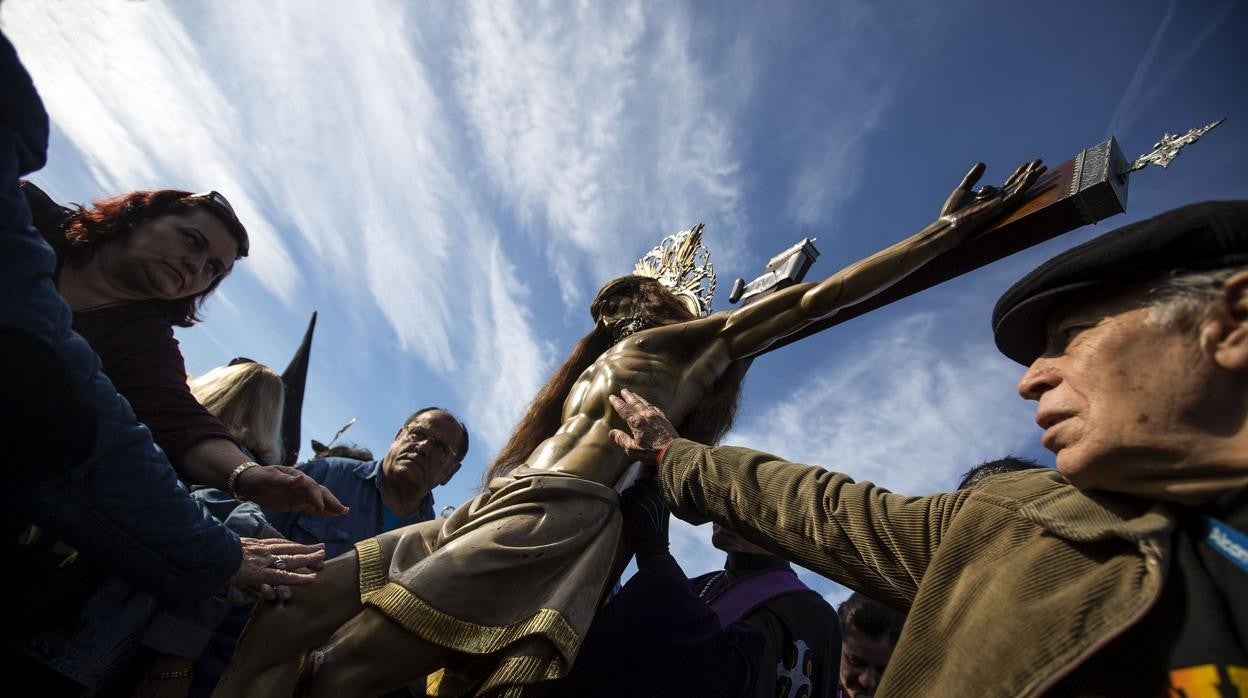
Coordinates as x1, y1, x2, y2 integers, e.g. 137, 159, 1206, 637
189, 360, 284, 466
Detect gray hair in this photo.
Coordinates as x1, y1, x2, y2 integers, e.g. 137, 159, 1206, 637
1145, 267, 1243, 329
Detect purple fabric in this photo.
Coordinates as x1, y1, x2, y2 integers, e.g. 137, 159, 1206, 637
707, 568, 811, 627
548, 553, 764, 697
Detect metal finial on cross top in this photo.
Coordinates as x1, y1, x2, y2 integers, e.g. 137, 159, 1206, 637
1128, 118, 1226, 172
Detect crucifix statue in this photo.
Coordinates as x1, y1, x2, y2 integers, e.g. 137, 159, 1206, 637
215, 158, 1045, 697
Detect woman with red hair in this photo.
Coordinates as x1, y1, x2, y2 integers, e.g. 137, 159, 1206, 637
25, 183, 345, 516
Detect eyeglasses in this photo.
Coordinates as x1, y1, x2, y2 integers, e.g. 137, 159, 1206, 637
187, 190, 250, 257
400, 424, 458, 462
228, 356, 256, 366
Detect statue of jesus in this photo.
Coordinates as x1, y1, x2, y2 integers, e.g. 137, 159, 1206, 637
215, 160, 1044, 697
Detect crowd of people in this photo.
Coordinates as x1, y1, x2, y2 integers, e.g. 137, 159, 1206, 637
3, 21, 1246, 698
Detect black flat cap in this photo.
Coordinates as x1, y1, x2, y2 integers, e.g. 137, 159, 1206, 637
993, 200, 1248, 365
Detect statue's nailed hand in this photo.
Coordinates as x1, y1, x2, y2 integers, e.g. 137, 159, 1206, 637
939, 159, 1047, 228
998, 159, 1048, 207
608, 389, 679, 468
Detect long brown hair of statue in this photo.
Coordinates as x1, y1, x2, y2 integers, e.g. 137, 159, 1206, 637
485, 275, 746, 484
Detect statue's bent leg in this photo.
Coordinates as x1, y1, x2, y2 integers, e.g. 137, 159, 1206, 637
301, 607, 456, 698
214, 531, 412, 698
213, 552, 362, 697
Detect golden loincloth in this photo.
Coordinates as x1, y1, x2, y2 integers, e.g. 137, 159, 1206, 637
354, 467, 625, 697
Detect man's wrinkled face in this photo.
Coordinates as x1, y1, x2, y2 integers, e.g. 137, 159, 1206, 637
1016, 287, 1211, 492
839, 626, 894, 698
380, 411, 463, 495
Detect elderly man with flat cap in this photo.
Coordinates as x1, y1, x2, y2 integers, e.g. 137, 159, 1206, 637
608, 200, 1248, 696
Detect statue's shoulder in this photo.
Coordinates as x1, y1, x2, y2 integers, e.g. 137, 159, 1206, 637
663, 313, 728, 338
623, 316, 724, 355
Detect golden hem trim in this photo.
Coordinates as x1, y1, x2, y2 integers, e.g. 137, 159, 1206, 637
354, 538, 386, 600
476, 655, 566, 694
364, 581, 580, 668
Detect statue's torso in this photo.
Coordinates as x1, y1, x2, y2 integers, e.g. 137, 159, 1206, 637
525, 315, 729, 485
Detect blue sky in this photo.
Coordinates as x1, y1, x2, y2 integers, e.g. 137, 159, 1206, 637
5, 0, 1246, 606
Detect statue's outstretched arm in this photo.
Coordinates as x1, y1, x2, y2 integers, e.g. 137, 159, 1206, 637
719, 160, 1045, 360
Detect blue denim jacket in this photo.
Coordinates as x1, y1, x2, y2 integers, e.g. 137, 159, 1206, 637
15, 492, 282, 692
1, 29, 242, 692
0, 29, 240, 606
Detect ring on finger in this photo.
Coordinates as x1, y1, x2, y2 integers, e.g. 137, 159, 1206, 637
270, 557, 287, 570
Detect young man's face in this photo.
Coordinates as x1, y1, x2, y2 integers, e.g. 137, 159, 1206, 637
839, 626, 895, 698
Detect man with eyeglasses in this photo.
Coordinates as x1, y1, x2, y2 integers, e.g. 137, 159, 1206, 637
258, 407, 470, 559
608, 200, 1248, 694
180, 407, 468, 694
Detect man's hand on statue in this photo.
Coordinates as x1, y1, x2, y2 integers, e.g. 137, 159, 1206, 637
621, 477, 670, 558
236, 464, 349, 517
227, 537, 326, 600
608, 389, 679, 467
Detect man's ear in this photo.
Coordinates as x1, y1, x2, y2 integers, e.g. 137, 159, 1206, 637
1204, 269, 1248, 371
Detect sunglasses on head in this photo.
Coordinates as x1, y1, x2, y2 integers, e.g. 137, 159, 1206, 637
228, 356, 256, 366
187, 190, 250, 257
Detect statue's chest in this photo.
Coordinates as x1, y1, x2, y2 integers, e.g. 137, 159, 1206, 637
564, 348, 681, 416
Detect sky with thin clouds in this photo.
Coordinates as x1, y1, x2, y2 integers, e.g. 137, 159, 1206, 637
4, 0, 1246, 606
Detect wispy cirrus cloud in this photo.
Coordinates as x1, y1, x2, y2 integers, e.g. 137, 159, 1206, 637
780, 6, 898, 229
452, 1, 750, 306
5, 2, 301, 303
1106, 0, 1237, 139
787, 94, 893, 229
168, 1, 470, 371
462, 233, 556, 450
5, 0, 552, 462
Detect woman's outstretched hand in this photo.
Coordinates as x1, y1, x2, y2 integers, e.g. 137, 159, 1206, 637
227, 537, 326, 601
236, 464, 349, 516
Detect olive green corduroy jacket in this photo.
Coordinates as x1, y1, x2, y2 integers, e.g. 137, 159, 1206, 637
657, 439, 1176, 696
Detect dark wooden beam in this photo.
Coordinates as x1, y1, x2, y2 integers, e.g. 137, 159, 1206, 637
761, 137, 1129, 355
